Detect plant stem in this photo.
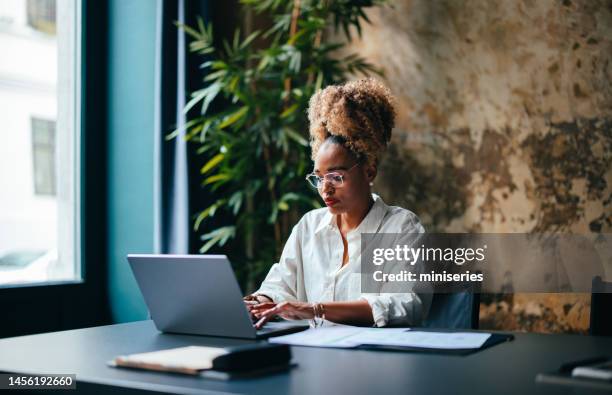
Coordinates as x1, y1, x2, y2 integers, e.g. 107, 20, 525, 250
262, 144, 283, 257
284, 0, 301, 95
278, 0, 303, 248
307, 29, 323, 85
245, 192, 255, 292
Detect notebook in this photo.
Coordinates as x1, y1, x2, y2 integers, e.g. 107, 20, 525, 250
109, 343, 292, 377
112, 346, 228, 375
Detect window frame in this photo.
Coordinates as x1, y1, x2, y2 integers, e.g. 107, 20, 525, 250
0, 0, 110, 338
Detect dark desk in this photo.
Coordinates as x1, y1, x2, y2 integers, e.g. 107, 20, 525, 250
0, 321, 610, 394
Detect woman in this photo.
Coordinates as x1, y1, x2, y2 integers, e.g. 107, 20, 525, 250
245, 79, 431, 328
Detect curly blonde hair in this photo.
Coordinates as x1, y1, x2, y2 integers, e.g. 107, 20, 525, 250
307, 78, 396, 168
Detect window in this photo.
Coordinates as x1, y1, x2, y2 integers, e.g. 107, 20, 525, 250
0, 0, 80, 286
27, 0, 56, 35
31, 117, 56, 196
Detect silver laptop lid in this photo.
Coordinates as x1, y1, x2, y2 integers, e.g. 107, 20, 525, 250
127, 254, 257, 339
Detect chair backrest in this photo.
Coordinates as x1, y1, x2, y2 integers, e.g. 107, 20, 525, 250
590, 276, 612, 336
422, 291, 480, 330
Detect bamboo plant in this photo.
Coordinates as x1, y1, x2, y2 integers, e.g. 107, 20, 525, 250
177, 0, 387, 291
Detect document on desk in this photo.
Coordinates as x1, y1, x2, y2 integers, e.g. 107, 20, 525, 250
269, 326, 491, 350
269, 326, 409, 348
357, 331, 491, 349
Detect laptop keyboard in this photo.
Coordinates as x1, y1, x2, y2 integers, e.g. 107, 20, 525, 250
255, 320, 309, 336
256, 326, 276, 334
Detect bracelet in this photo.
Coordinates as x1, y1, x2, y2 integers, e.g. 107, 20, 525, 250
316, 303, 325, 321
310, 304, 318, 328
311, 303, 326, 328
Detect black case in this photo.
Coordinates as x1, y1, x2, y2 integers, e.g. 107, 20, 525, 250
212, 343, 292, 371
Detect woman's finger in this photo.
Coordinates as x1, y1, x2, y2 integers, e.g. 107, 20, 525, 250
254, 305, 284, 329
250, 303, 276, 315
251, 302, 276, 310
254, 308, 278, 328
254, 315, 270, 329
244, 301, 259, 313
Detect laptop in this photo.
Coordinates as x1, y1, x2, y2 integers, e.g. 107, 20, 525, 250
127, 254, 309, 339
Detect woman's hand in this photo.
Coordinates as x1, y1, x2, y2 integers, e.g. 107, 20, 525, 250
243, 294, 272, 303
250, 301, 314, 329
243, 294, 273, 319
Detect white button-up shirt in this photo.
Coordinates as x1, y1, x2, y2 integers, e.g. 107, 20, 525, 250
255, 194, 432, 327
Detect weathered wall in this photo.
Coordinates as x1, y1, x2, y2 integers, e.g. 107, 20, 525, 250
344, 0, 612, 333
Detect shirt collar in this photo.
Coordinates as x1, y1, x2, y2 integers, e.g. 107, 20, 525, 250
314, 193, 389, 235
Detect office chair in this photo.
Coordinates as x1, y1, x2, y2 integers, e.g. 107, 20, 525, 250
422, 291, 480, 330
589, 276, 612, 336
421, 275, 481, 330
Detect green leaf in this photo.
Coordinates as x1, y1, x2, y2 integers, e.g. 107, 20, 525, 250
287, 29, 306, 45
175, 22, 201, 40
289, 50, 302, 73
193, 199, 227, 231
268, 206, 279, 223
183, 82, 222, 115
315, 71, 323, 91
200, 153, 225, 174
184, 90, 207, 114
280, 192, 301, 202
284, 127, 309, 146
279, 103, 299, 119
204, 69, 227, 81
228, 191, 243, 215
228, 76, 240, 92
232, 29, 241, 51
185, 123, 203, 141
199, 226, 236, 253
166, 118, 201, 141
204, 173, 231, 185
257, 55, 270, 71
240, 30, 261, 49
219, 106, 249, 129
210, 60, 228, 70
197, 16, 206, 35
198, 120, 213, 143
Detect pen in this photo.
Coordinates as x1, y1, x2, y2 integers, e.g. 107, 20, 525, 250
559, 356, 609, 373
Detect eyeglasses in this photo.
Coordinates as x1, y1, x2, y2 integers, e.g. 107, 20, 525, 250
305, 163, 359, 189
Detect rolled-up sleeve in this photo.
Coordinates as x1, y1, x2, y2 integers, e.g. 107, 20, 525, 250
360, 214, 432, 327
253, 223, 302, 303
361, 292, 431, 327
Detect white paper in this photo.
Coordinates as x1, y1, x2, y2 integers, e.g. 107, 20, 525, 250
269, 325, 411, 348
357, 331, 491, 349
269, 325, 365, 348
269, 325, 491, 350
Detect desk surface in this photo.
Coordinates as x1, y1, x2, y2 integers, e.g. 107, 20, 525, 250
0, 320, 611, 394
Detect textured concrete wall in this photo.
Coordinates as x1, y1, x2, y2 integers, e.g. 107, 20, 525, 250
344, 0, 612, 333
